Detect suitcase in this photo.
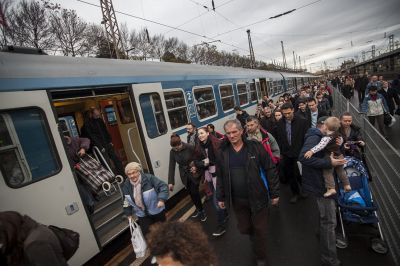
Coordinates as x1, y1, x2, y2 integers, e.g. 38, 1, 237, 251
75, 154, 115, 194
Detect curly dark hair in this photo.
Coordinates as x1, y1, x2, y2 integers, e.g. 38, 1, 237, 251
147, 221, 218, 266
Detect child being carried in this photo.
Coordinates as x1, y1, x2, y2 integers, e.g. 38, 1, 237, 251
304, 116, 351, 197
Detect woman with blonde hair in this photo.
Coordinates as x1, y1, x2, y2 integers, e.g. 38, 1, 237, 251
122, 162, 169, 236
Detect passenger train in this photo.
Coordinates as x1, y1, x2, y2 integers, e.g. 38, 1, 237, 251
0, 49, 316, 265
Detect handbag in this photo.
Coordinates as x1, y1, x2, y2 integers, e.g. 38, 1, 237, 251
48, 225, 80, 260
383, 112, 392, 126
128, 218, 147, 258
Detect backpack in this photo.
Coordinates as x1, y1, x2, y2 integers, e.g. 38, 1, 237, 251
260, 128, 280, 164
48, 225, 80, 260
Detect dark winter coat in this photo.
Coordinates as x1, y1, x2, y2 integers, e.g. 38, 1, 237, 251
122, 173, 169, 217
236, 111, 250, 128
340, 124, 364, 159
260, 116, 276, 132
273, 114, 309, 158
168, 143, 204, 186
82, 118, 111, 149
298, 128, 333, 198
0, 211, 67, 266
378, 87, 400, 114
65, 137, 90, 163
216, 138, 279, 214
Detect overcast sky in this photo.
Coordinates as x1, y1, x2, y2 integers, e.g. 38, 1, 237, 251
51, 0, 400, 72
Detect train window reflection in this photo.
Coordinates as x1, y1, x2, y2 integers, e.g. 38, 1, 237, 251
237, 83, 248, 106
164, 90, 188, 129
0, 109, 60, 188
219, 85, 235, 112
139, 93, 168, 138
250, 83, 257, 102
193, 86, 217, 120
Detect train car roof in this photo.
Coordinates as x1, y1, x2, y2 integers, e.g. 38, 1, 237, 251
0, 52, 313, 91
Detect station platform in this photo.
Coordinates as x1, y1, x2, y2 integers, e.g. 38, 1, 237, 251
98, 183, 394, 266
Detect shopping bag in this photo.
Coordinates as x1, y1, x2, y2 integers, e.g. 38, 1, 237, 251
388, 114, 396, 127
128, 218, 147, 258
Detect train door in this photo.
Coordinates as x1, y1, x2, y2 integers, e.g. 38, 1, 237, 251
130, 83, 182, 193
0, 91, 98, 265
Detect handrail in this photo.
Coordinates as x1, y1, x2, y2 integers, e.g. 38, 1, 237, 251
127, 127, 142, 166
92, 146, 114, 175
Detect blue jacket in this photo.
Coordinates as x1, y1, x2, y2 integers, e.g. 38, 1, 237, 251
122, 173, 169, 217
361, 93, 389, 114
298, 128, 333, 198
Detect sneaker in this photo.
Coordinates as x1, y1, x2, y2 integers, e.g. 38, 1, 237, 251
191, 210, 200, 218
289, 195, 298, 204
324, 188, 337, 197
199, 211, 207, 222
212, 225, 226, 237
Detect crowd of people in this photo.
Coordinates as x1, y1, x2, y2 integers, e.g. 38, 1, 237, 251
132, 80, 368, 266
332, 74, 400, 138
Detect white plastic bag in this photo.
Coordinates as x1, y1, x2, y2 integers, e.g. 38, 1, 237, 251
389, 114, 396, 127
129, 218, 147, 258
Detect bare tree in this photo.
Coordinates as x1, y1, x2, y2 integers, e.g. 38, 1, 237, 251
9, 0, 54, 50
0, 0, 12, 46
84, 23, 110, 57
50, 8, 88, 56
150, 34, 165, 60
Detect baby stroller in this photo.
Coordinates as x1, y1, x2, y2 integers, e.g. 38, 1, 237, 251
335, 156, 388, 254
74, 152, 124, 196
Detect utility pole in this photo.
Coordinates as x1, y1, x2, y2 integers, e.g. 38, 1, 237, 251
371, 45, 375, 58
299, 55, 302, 71
246, 29, 256, 69
362, 51, 365, 61
389, 34, 394, 52
292, 51, 296, 71
281, 41, 287, 69
100, 0, 126, 59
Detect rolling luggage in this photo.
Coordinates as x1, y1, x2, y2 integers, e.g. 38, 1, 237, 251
74, 154, 115, 194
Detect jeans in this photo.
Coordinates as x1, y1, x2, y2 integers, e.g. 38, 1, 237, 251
187, 177, 203, 211
209, 181, 228, 226
316, 197, 340, 266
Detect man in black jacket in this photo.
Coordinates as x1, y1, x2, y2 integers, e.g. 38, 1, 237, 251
299, 118, 346, 266
82, 107, 124, 176
234, 106, 250, 128
307, 98, 328, 128
273, 103, 308, 203
378, 80, 400, 115
216, 119, 279, 266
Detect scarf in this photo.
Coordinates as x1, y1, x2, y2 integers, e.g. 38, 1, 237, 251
371, 94, 377, 101
201, 137, 216, 163
130, 175, 145, 211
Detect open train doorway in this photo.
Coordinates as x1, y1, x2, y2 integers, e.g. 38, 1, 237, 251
51, 86, 149, 247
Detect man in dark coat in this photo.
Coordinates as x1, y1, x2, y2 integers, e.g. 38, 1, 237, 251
216, 119, 279, 266
299, 119, 346, 266
273, 102, 308, 203
378, 80, 400, 115
82, 107, 124, 176
234, 106, 250, 128
307, 98, 328, 128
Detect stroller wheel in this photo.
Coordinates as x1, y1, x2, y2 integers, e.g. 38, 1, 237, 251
370, 238, 388, 254
102, 182, 111, 192
336, 236, 348, 249
115, 175, 124, 184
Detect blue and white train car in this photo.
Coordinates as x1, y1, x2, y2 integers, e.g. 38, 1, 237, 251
0, 50, 315, 265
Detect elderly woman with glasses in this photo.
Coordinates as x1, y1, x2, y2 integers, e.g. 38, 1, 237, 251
168, 133, 207, 222
122, 162, 169, 236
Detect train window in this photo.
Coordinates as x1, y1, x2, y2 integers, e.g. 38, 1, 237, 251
117, 98, 135, 124
0, 108, 61, 188
237, 83, 248, 106
219, 84, 235, 112
193, 86, 217, 120
164, 90, 189, 129
139, 93, 168, 138
249, 82, 257, 102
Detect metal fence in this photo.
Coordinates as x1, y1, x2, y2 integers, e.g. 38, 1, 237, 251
332, 88, 400, 265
